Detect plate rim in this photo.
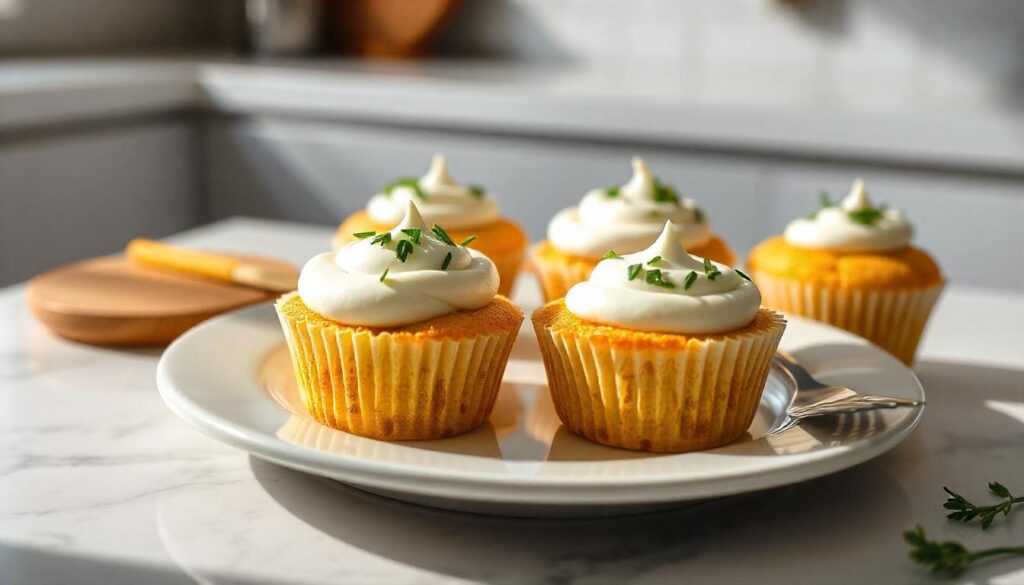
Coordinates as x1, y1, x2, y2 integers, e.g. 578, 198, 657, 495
157, 302, 925, 506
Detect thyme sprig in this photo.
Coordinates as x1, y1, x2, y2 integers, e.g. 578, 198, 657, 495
904, 526, 1024, 578
944, 482, 1024, 529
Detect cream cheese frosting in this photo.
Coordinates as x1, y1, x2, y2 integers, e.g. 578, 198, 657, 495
365, 154, 500, 229
547, 157, 712, 259
299, 201, 499, 327
565, 221, 760, 334
784, 179, 913, 252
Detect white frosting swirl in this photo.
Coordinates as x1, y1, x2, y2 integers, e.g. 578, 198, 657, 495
299, 201, 499, 327
784, 179, 913, 252
366, 154, 500, 229
565, 221, 760, 334
548, 157, 712, 259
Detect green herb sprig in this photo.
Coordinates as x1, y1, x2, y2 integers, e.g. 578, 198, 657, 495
684, 271, 698, 290
431, 224, 456, 246
469, 185, 485, 198
904, 526, 1024, 577
441, 252, 452, 270
400, 228, 422, 244
627, 264, 642, 281
370, 232, 392, 247
353, 231, 376, 239
379, 268, 390, 282
605, 186, 620, 198
735, 269, 751, 282
647, 255, 662, 265
602, 250, 621, 260
848, 205, 887, 226
944, 482, 1024, 529
459, 235, 477, 247
383, 177, 425, 199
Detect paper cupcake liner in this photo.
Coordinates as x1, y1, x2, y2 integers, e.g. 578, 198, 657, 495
751, 271, 943, 365
533, 314, 786, 453
532, 253, 595, 303
275, 305, 519, 440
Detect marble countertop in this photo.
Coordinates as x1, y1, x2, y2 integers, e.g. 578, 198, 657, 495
2, 218, 1023, 584
2, 56, 1023, 172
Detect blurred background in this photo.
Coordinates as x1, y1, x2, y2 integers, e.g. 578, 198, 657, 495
2, 0, 1022, 290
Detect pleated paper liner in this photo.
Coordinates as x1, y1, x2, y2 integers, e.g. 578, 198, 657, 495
532, 304, 786, 453
750, 271, 943, 365
275, 293, 522, 440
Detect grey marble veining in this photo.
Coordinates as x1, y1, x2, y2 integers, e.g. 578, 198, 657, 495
1, 219, 1023, 584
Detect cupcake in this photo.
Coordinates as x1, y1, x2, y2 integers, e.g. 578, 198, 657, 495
533, 157, 736, 302
280, 201, 523, 440
747, 179, 943, 365
532, 221, 785, 453
334, 154, 527, 297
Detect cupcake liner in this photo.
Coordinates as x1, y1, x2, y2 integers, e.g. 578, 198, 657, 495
276, 303, 519, 440
751, 271, 943, 365
533, 311, 786, 453
532, 252, 595, 303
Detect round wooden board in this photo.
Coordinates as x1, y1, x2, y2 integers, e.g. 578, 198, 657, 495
27, 255, 296, 347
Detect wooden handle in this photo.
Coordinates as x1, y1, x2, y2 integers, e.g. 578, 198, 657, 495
126, 239, 297, 293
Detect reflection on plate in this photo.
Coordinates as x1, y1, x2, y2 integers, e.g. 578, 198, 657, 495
158, 298, 924, 517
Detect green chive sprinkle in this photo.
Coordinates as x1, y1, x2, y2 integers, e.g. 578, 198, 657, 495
605, 186, 620, 198
848, 206, 885, 225
371, 232, 392, 247
459, 235, 477, 247
627, 264, 642, 281
602, 250, 621, 260
703, 257, 722, 281
383, 177, 425, 199
735, 269, 751, 281
396, 239, 414, 262
694, 208, 705, 223
648, 255, 662, 265
353, 231, 376, 239
645, 268, 675, 288
379, 268, 389, 282
820, 191, 834, 208
469, 185, 485, 197
441, 252, 452, 270
653, 178, 680, 205
684, 271, 698, 290
400, 228, 422, 244
431, 224, 456, 246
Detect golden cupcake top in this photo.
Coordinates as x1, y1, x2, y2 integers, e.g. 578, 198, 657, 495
784, 179, 913, 252
564, 221, 760, 334
546, 157, 713, 259
298, 201, 499, 327
366, 154, 500, 230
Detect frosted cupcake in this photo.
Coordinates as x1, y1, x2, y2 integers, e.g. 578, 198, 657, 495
532, 221, 785, 453
281, 201, 523, 440
747, 179, 943, 365
334, 154, 527, 296
533, 157, 736, 302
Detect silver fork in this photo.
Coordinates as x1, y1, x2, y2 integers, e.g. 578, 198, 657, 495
773, 352, 923, 424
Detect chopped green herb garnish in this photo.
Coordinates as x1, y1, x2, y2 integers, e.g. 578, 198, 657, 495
383, 177, 425, 199
703, 257, 722, 281
353, 231, 376, 239
653, 178, 680, 205
400, 228, 422, 244
441, 252, 452, 270
627, 264, 643, 281
684, 271, 698, 290
848, 206, 886, 225
602, 250, 621, 260
648, 255, 662, 265
605, 186, 620, 198
469, 185, 485, 198
693, 207, 705, 223
809, 190, 835, 219
379, 268, 390, 282
644, 268, 675, 288
396, 239, 414, 262
735, 269, 751, 281
431, 224, 456, 246
459, 235, 477, 247
371, 232, 392, 247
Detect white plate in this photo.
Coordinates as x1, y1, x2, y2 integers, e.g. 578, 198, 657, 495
157, 299, 924, 517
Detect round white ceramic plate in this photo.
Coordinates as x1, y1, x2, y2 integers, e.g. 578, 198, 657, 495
157, 301, 924, 517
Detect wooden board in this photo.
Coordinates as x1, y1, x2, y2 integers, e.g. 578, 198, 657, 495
27, 255, 296, 346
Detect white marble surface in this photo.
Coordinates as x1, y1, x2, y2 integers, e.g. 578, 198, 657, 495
2, 56, 1023, 172
2, 218, 1023, 584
